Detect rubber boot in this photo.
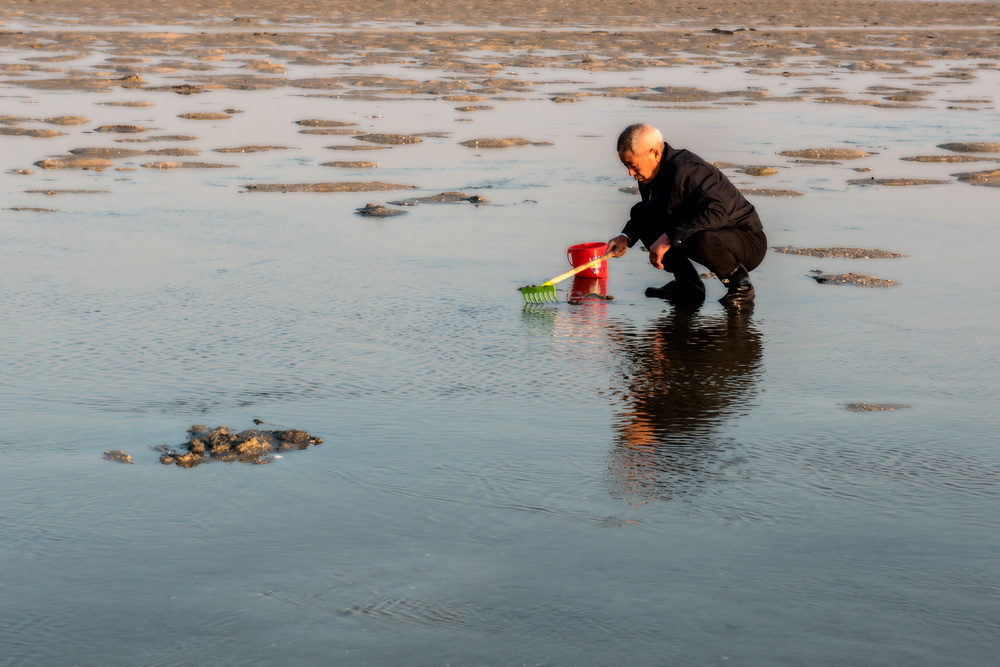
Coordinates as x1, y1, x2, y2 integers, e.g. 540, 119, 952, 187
718, 264, 755, 305
645, 263, 706, 301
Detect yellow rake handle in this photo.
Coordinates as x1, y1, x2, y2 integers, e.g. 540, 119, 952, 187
543, 252, 614, 286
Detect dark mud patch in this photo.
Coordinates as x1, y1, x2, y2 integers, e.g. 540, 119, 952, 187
779, 148, 871, 160
459, 137, 551, 148
953, 168, 1000, 188
321, 161, 379, 168
34, 157, 114, 170
810, 272, 900, 287
387, 191, 488, 206
775, 246, 907, 259
243, 181, 418, 193
356, 202, 408, 217
156, 425, 322, 467
937, 142, 1000, 153
141, 161, 236, 169
847, 177, 950, 186
739, 188, 804, 197
214, 145, 293, 153
7, 206, 59, 212
354, 133, 423, 145
843, 403, 913, 412
456, 105, 496, 112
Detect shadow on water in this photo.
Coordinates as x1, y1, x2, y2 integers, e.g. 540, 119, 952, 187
605, 301, 764, 504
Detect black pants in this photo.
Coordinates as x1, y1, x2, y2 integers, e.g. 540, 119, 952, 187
659, 228, 767, 278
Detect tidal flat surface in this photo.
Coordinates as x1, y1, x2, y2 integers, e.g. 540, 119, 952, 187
2, 2, 1000, 665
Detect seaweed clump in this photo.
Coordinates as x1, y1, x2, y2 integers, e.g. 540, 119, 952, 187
157, 425, 322, 467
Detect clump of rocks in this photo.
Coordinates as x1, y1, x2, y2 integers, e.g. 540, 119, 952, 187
156, 425, 323, 467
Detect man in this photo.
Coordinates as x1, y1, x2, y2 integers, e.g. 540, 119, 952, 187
605, 123, 766, 305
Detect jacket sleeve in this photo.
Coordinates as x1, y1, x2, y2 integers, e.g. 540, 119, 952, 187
668, 164, 747, 246
620, 201, 650, 247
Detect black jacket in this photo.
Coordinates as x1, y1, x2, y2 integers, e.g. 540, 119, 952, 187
621, 143, 762, 248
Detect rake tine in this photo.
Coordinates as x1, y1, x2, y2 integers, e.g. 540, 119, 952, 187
518, 251, 612, 304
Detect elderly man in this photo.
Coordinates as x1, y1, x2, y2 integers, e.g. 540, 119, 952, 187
605, 123, 766, 305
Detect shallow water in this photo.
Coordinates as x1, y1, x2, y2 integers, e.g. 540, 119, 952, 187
2, 24, 1000, 666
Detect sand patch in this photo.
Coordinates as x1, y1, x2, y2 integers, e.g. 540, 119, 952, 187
95, 124, 149, 133
354, 133, 423, 145
243, 182, 418, 193
154, 425, 322, 467
387, 191, 488, 205
843, 403, 913, 412
321, 161, 379, 168
953, 169, 1000, 188
141, 161, 236, 169
779, 148, 871, 160
178, 112, 231, 120
456, 105, 495, 112
938, 142, 1000, 153
459, 137, 551, 148
97, 101, 154, 107
117, 135, 199, 143
103, 450, 134, 464
740, 166, 779, 176
810, 273, 900, 287
356, 202, 408, 217
299, 128, 363, 135
41, 116, 90, 125
295, 119, 358, 127
26, 189, 110, 195
901, 155, 994, 163
35, 157, 114, 170
739, 188, 804, 197
775, 247, 907, 259
324, 144, 389, 151
69, 147, 147, 158
145, 148, 200, 156
0, 127, 66, 138
214, 145, 293, 153
848, 178, 949, 186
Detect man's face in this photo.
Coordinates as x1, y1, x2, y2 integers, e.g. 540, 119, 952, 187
619, 146, 661, 185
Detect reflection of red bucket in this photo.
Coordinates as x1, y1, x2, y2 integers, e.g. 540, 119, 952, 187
570, 276, 608, 300
567, 242, 609, 279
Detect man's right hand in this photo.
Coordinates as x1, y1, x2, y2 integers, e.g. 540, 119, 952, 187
606, 234, 630, 258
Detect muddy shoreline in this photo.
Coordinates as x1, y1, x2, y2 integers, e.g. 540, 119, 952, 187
3, 0, 998, 28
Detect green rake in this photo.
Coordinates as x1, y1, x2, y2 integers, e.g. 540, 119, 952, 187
518, 252, 613, 304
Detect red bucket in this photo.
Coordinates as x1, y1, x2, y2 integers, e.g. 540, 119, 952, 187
567, 242, 609, 279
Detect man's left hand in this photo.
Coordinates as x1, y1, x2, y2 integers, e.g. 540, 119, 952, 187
648, 234, 671, 269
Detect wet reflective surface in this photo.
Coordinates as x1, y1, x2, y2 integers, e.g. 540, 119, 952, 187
2, 20, 1000, 667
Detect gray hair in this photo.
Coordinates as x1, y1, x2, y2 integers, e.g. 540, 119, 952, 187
616, 123, 662, 154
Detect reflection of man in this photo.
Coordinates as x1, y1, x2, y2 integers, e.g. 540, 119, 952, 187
605, 123, 767, 305
607, 306, 763, 501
